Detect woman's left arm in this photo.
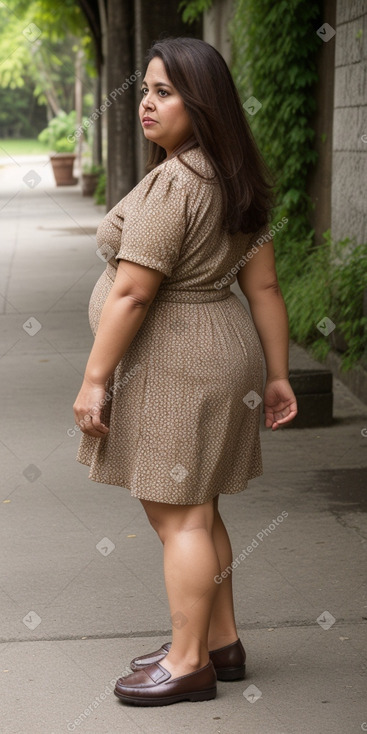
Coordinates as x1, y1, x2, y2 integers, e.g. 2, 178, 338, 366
73, 259, 164, 437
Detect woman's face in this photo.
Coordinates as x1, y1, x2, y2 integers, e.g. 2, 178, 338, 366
139, 57, 194, 156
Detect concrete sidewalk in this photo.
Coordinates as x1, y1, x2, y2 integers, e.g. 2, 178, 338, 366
0, 156, 366, 734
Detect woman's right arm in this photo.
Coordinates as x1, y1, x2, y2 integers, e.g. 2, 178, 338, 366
236, 239, 289, 380
236, 240, 298, 429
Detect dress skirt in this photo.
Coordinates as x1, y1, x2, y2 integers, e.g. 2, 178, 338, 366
75, 265, 264, 505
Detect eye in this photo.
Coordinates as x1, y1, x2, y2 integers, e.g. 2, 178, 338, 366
140, 86, 169, 98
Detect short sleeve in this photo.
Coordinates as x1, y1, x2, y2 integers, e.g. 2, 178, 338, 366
115, 164, 188, 277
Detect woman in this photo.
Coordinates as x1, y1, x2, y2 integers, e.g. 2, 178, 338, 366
73, 37, 297, 706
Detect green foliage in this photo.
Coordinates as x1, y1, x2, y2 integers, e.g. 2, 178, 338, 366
176, 0, 366, 371
0, 1, 95, 116
94, 170, 107, 206
38, 110, 85, 152
54, 137, 75, 153
230, 0, 322, 251
0, 83, 47, 137
31, 36, 83, 112
228, 0, 367, 369
2, 0, 94, 59
329, 240, 367, 370
82, 163, 104, 175
178, 0, 214, 24
281, 231, 367, 370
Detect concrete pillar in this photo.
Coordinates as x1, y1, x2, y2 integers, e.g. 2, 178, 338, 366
306, 0, 336, 247
203, 0, 234, 65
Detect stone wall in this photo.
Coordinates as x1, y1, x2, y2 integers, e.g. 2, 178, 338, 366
332, 0, 367, 245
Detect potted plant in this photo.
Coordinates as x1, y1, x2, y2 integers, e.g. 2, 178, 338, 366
94, 169, 107, 205
38, 111, 80, 186
81, 163, 104, 196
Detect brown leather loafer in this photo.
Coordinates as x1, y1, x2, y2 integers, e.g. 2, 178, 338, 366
130, 638, 246, 681
114, 660, 217, 706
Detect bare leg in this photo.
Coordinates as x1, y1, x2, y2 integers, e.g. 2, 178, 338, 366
140, 497, 220, 680
207, 495, 239, 650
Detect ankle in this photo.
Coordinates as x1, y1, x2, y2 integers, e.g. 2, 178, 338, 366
208, 632, 239, 651
165, 648, 209, 671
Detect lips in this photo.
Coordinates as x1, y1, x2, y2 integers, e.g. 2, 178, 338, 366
142, 117, 156, 122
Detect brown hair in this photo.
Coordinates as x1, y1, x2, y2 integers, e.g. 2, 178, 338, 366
144, 37, 276, 235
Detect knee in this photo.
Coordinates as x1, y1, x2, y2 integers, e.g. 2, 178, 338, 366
145, 512, 174, 543
141, 505, 161, 535
141, 499, 215, 542
140, 500, 165, 541
147, 513, 163, 537
165, 505, 215, 542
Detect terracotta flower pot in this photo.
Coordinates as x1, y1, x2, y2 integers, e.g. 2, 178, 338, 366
50, 153, 78, 186
82, 172, 99, 196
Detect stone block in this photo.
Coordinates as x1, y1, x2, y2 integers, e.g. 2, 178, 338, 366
337, 0, 367, 26
283, 369, 333, 429
334, 62, 367, 108
333, 106, 366, 151
331, 152, 367, 242
335, 16, 364, 67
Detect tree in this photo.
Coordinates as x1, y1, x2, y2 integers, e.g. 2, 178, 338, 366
1, 0, 202, 204
0, 1, 95, 119
0, 83, 47, 138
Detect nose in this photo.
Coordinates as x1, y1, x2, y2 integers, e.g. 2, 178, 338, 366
142, 91, 155, 110
141, 92, 154, 111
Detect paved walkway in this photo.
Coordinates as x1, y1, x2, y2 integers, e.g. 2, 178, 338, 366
0, 156, 366, 734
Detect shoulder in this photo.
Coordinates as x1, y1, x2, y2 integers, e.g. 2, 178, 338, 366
144, 146, 217, 193
126, 157, 186, 206
112, 146, 218, 218
169, 146, 217, 188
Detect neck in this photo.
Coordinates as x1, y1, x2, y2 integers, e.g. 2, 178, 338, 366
165, 135, 198, 160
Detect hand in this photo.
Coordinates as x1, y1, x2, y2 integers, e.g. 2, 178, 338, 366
73, 378, 110, 437
263, 378, 298, 431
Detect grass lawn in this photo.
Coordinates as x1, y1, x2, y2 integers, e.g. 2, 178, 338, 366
0, 138, 50, 156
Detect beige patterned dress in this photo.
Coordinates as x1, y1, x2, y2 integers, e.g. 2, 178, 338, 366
76, 145, 270, 505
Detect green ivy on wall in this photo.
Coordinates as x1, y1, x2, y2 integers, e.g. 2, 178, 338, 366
230, 0, 321, 244
179, 0, 367, 370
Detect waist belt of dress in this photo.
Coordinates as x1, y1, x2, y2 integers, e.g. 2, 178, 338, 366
154, 287, 232, 303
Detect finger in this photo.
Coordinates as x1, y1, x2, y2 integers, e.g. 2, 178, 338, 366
265, 410, 294, 430
88, 408, 109, 434
80, 423, 109, 437
77, 413, 109, 437
90, 417, 109, 434
274, 408, 298, 425
264, 412, 276, 428
270, 419, 283, 431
